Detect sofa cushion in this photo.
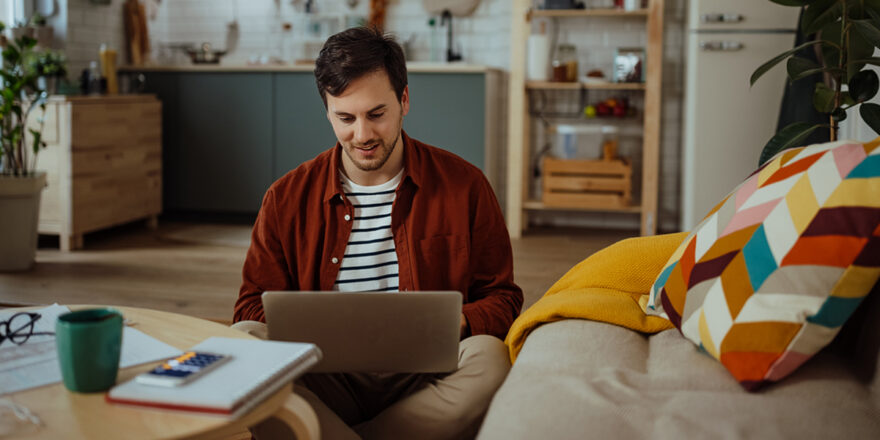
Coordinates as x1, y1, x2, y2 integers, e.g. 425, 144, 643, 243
646, 139, 880, 390
478, 320, 880, 439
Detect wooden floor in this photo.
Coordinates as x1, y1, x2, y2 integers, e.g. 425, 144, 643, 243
0, 221, 636, 325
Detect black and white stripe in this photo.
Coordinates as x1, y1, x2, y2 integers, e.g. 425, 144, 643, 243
334, 170, 402, 292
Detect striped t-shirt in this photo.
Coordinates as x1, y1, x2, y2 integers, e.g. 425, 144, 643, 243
334, 169, 403, 292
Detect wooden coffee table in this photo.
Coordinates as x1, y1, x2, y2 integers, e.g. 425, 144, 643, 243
3, 305, 319, 440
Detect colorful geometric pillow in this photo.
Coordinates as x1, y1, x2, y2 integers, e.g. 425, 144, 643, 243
646, 139, 880, 391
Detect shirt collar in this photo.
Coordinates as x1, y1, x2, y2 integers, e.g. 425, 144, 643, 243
323, 130, 420, 204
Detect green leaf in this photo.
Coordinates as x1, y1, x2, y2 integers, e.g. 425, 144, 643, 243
848, 27, 876, 80
803, 0, 842, 35
789, 66, 844, 82
760, 122, 827, 166
849, 70, 880, 102
852, 19, 880, 48
820, 20, 842, 68
787, 56, 820, 80
867, 3, 880, 23
751, 40, 832, 86
813, 82, 837, 113
860, 103, 880, 135
30, 132, 41, 154
832, 107, 848, 122
20, 35, 36, 49
849, 57, 880, 67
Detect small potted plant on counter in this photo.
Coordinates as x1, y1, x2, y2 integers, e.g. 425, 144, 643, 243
0, 21, 51, 271
28, 49, 67, 94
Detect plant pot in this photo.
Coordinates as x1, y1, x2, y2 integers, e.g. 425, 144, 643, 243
11, 26, 36, 40
37, 76, 58, 95
35, 26, 54, 48
0, 172, 47, 271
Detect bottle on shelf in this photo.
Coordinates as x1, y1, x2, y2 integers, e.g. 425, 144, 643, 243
601, 126, 620, 161
428, 17, 441, 62
552, 43, 578, 82
81, 61, 103, 96
527, 21, 550, 81
99, 44, 118, 94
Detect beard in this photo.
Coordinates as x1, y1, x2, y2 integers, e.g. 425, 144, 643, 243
341, 123, 402, 172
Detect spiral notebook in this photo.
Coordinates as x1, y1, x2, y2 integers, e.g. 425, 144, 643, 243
106, 337, 322, 418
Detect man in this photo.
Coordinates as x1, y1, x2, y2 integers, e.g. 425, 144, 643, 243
233, 26, 522, 440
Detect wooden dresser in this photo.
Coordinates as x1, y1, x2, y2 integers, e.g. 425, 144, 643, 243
35, 95, 162, 250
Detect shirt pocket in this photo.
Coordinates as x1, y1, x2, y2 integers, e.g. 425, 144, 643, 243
416, 234, 469, 289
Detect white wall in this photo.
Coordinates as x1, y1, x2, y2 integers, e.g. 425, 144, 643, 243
148, 0, 511, 68
64, 0, 126, 79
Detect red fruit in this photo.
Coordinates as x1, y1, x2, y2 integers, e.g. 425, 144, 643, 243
597, 103, 611, 115
613, 106, 626, 117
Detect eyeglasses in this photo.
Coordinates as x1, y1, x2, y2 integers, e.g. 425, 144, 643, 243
0, 312, 55, 347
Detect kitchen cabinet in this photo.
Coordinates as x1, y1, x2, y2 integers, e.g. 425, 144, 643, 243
142, 73, 273, 212
273, 74, 337, 179
506, 1, 664, 237
404, 73, 487, 171
274, 72, 491, 175
133, 65, 498, 214
35, 95, 162, 250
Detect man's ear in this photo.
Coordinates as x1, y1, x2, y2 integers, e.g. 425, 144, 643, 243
400, 86, 410, 117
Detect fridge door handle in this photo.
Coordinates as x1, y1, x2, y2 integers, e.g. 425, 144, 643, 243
699, 41, 745, 52
700, 13, 745, 24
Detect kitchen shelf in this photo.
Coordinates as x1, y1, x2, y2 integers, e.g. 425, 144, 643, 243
526, 81, 646, 90
506, 0, 663, 237
530, 8, 649, 18
523, 200, 643, 213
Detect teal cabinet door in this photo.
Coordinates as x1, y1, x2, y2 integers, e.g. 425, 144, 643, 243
405, 73, 485, 170
142, 70, 487, 214
141, 73, 182, 211
145, 73, 273, 212
176, 73, 273, 212
273, 73, 337, 179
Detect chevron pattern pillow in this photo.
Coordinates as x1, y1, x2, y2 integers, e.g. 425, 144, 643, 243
647, 139, 880, 391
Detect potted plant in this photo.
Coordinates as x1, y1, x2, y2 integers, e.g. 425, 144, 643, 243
0, 21, 51, 271
31, 13, 54, 49
27, 49, 66, 94
751, 0, 880, 164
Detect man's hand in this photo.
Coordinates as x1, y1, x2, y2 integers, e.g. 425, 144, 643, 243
460, 313, 468, 338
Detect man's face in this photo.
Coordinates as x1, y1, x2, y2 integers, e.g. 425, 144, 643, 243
325, 69, 409, 178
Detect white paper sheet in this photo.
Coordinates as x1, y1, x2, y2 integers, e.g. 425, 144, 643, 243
0, 305, 182, 395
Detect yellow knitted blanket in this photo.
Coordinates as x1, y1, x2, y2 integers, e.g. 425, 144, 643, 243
505, 232, 688, 363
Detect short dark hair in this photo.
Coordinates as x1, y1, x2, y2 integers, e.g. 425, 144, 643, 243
314, 26, 408, 107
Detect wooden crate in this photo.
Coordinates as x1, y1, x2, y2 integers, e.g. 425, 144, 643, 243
542, 157, 632, 209
35, 95, 162, 251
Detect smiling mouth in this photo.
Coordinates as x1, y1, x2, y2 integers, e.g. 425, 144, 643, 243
356, 144, 378, 151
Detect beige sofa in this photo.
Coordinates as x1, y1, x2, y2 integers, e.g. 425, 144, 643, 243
477, 285, 880, 439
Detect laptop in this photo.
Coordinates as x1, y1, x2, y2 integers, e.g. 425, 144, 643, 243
262, 291, 462, 373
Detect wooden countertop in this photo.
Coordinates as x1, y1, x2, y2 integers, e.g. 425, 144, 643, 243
47, 94, 158, 103
118, 62, 499, 74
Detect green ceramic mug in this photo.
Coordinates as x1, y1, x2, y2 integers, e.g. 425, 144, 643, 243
55, 308, 123, 393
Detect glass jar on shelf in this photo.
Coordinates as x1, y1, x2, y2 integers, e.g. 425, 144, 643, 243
601, 125, 620, 161
552, 43, 578, 82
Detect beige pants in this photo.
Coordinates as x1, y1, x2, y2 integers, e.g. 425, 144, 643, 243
232, 320, 510, 440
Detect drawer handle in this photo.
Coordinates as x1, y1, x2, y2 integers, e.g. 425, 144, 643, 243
701, 13, 744, 23
700, 41, 744, 52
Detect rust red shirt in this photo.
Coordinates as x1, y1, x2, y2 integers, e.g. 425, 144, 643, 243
234, 132, 523, 339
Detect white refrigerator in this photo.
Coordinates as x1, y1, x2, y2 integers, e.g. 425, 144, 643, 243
681, 0, 801, 230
